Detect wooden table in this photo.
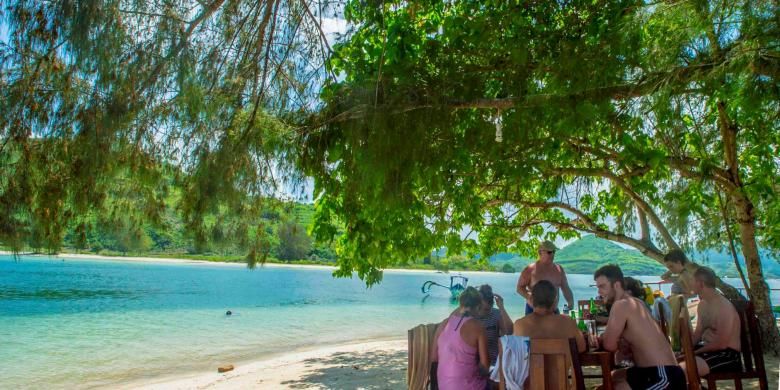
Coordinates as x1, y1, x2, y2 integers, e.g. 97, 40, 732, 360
580, 350, 615, 390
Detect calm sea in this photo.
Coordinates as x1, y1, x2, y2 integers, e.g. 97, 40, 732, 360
1, 255, 777, 389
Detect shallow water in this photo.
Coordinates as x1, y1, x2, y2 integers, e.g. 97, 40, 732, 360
0, 255, 776, 389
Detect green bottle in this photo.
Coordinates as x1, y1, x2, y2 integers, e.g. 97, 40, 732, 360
590, 297, 598, 316
577, 310, 587, 331
570, 310, 577, 322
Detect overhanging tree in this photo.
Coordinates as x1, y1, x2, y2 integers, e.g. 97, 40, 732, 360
301, 0, 780, 349
1, 0, 335, 264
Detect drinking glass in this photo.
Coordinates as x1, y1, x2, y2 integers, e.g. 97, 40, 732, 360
584, 320, 598, 350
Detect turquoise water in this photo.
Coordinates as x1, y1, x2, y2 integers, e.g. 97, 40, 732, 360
1, 255, 777, 389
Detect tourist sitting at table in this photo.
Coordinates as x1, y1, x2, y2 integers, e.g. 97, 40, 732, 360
431, 286, 489, 390
513, 280, 586, 352
476, 284, 513, 367
476, 284, 513, 389
624, 277, 646, 300
680, 266, 742, 377
594, 265, 685, 389
503, 280, 585, 389
625, 277, 656, 313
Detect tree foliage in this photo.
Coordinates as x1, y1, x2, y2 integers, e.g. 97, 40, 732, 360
304, 0, 777, 278
0, 0, 335, 263
276, 220, 313, 260
301, 0, 779, 346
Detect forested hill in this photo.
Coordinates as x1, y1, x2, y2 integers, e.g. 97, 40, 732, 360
488, 235, 667, 276
556, 235, 667, 275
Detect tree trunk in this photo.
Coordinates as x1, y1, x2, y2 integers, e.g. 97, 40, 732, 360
717, 189, 750, 292
732, 191, 780, 354
717, 100, 780, 354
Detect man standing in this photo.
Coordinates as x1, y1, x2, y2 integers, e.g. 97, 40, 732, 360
516, 240, 574, 314
681, 266, 742, 377
660, 249, 697, 298
595, 265, 686, 390
660, 249, 698, 351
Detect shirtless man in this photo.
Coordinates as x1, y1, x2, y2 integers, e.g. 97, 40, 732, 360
681, 266, 742, 376
504, 280, 585, 389
595, 264, 685, 389
516, 240, 574, 314
513, 280, 586, 351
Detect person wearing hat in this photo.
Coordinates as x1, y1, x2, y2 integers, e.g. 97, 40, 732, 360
516, 240, 574, 315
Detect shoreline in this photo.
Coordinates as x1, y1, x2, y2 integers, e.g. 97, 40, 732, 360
4, 252, 770, 280
0, 251, 508, 276
124, 338, 408, 390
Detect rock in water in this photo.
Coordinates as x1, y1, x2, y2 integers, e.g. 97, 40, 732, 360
218, 365, 234, 373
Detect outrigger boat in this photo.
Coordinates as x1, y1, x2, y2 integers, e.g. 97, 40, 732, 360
421, 275, 469, 300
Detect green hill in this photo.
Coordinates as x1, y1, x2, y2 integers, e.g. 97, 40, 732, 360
556, 235, 667, 276
689, 249, 780, 279
489, 235, 668, 276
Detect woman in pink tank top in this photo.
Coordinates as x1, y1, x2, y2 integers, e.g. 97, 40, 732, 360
432, 287, 489, 390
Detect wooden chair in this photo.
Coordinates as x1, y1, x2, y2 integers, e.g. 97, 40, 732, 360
407, 323, 439, 390
678, 308, 703, 390
668, 294, 685, 350
529, 338, 585, 390
703, 301, 769, 390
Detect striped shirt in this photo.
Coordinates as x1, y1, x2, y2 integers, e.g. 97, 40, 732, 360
477, 308, 502, 365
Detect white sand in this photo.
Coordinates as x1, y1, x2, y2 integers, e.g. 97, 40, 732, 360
124, 339, 408, 390
2, 251, 504, 276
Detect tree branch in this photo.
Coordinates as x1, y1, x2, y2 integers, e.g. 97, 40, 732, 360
545, 166, 681, 251
486, 198, 666, 262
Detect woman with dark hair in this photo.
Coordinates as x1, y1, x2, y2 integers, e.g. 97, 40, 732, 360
432, 286, 489, 390
476, 284, 513, 367
624, 277, 647, 302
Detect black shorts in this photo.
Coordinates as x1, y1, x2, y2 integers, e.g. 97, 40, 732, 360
626, 365, 686, 390
700, 348, 742, 373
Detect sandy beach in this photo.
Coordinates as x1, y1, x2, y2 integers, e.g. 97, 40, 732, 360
125, 338, 779, 390
1, 250, 506, 276
126, 339, 408, 390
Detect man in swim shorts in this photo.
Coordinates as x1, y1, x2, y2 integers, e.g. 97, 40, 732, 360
681, 266, 742, 376
595, 264, 686, 389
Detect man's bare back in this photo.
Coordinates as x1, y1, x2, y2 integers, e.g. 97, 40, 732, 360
695, 293, 741, 351
603, 296, 676, 367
